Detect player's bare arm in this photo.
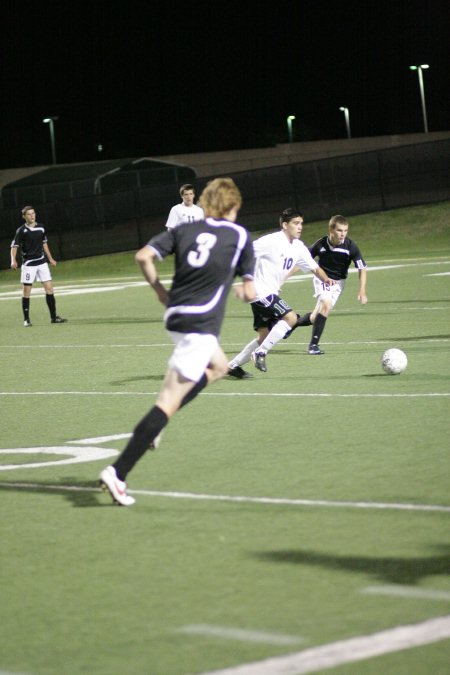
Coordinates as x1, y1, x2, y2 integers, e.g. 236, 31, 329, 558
10, 246, 18, 269
44, 243, 57, 266
234, 278, 256, 303
135, 245, 169, 306
358, 268, 368, 304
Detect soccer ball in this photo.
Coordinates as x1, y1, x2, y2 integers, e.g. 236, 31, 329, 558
381, 348, 408, 375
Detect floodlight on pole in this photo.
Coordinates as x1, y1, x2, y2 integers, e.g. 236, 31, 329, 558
339, 107, 351, 139
409, 65, 429, 133
42, 116, 59, 164
287, 115, 296, 143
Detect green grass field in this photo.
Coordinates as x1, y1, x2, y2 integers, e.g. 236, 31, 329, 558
0, 202, 449, 674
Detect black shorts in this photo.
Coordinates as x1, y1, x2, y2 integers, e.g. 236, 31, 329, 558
251, 294, 293, 331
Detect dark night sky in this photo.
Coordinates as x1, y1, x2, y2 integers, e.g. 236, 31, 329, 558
1, 0, 449, 169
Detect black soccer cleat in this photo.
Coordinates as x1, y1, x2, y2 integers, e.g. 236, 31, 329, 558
51, 316, 67, 324
251, 351, 267, 372
23, 319, 32, 327
308, 344, 324, 355
228, 365, 253, 379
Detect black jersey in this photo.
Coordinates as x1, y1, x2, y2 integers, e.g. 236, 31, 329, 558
148, 217, 255, 336
11, 224, 48, 266
309, 236, 367, 280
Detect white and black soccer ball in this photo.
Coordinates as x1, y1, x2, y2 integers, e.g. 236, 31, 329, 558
381, 348, 408, 375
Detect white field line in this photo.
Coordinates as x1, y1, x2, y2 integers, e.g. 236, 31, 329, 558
0, 391, 448, 398
68, 433, 132, 445
0, 482, 449, 513
177, 625, 305, 646
425, 272, 450, 277
0, 337, 449, 350
1, 259, 449, 300
362, 585, 450, 602
200, 615, 450, 675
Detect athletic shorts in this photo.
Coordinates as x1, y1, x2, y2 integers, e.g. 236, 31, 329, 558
312, 277, 345, 309
251, 294, 293, 331
21, 262, 52, 285
168, 331, 219, 382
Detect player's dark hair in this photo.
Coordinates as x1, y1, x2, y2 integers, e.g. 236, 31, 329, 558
179, 184, 195, 197
279, 207, 303, 228
21, 205, 34, 217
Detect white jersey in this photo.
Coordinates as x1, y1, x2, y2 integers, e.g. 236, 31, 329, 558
165, 202, 205, 229
253, 230, 318, 300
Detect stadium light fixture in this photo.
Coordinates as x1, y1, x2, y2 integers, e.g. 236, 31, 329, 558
286, 115, 296, 144
42, 116, 59, 164
339, 107, 352, 139
409, 65, 430, 133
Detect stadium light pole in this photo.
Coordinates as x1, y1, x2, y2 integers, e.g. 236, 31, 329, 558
43, 116, 59, 164
287, 115, 296, 143
409, 65, 429, 133
339, 107, 351, 139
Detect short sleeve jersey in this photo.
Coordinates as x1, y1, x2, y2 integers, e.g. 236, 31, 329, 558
149, 217, 255, 335
252, 231, 319, 300
165, 202, 205, 229
11, 224, 48, 266
309, 236, 367, 280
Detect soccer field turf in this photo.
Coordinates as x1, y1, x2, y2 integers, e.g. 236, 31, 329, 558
0, 208, 449, 674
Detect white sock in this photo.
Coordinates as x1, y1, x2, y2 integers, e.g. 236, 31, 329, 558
229, 338, 260, 368
257, 320, 291, 354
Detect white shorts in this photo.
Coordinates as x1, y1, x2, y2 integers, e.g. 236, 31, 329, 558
168, 332, 219, 382
21, 262, 52, 285
312, 276, 345, 310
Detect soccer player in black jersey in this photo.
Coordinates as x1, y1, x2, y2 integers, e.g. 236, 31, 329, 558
303, 214, 367, 354
100, 178, 256, 505
10, 206, 67, 326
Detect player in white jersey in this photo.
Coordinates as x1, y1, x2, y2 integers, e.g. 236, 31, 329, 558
228, 208, 333, 376
165, 183, 204, 229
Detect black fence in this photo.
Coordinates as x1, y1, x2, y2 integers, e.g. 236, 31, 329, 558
1, 139, 449, 268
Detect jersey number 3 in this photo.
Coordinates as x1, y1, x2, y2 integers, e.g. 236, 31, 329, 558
187, 233, 218, 268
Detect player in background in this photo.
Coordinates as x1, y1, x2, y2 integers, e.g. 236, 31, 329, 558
165, 183, 204, 229
10, 206, 67, 327
227, 208, 333, 377
288, 214, 367, 354
100, 178, 256, 506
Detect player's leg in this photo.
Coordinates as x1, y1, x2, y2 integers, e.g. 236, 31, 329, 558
251, 296, 297, 371
308, 280, 343, 354
282, 311, 314, 339
228, 306, 269, 378
228, 319, 267, 378
100, 333, 219, 503
20, 266, 36, 326
41, 268, 66, 323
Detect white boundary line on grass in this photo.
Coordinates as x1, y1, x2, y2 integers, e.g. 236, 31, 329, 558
0, 259, 449, 301
0, 391, 449, 398
199, 615, 450, 675
0, 336, 449, 349
362, 585, 450, 602
177, 625, 305, 646
0, 482, 449, 513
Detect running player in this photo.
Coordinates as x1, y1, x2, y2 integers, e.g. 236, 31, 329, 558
100, 177, 256, 506
227, 208, 333, 376
302, 214, 368, 354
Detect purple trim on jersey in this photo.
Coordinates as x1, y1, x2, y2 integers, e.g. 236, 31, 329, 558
164, 285, 225, 322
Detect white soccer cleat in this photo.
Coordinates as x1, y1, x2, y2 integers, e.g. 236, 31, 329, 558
99, 466, 135, 506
